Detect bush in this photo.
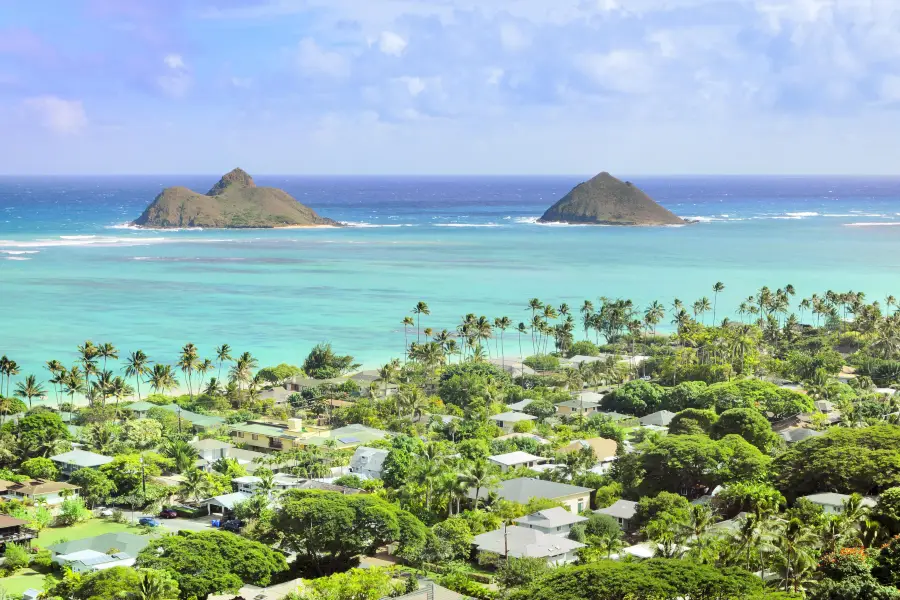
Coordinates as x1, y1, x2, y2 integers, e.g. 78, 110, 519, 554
56, 497, 91, 526
438, 572, 498, 600
523, 355, 560, 371
31, 549, 53, 570
3, 543, 30, 571
111, 508, 126, 523
567, 341, 600, 358
21, 457, 60, 480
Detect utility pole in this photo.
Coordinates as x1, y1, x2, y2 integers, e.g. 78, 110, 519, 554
140, 453, 146, 499
177, 405, 183, 435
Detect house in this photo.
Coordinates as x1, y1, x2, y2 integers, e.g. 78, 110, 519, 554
555, 398, 601, 417
200, 491, 253, 515
1, 479, 80, 505
349, 447, 389, 479
495, 432, 551, 445
487, 451, 551, 473
208, 579, 305, 600
124, 402, 225, 432
259, 386, 293, 405
800, 493, 877, 515
50, 449, 114, 477
559, 437, 618, 462
639, 410, 676, 427
594, 411, 640, 426
488, 411, 537, 432
49, 533, 149, 572
473, 525, 585, 565
469, 477, 591, 514
232, 473, 305, 495
284, 376, 349, 393
595, 499, 638, 531
382, 578, 463, 600
190, 438, 234, 464
515, 506, 588, 535
0, 515, 36, 549
569, 353, 649, 368
814, 400, 835, 413
779, 428, 824, 444
487, 358, 536, 377
506, 399, 534, 412
230, 420, 388, 452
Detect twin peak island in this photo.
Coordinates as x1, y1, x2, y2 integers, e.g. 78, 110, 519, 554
131, 168, 687, 229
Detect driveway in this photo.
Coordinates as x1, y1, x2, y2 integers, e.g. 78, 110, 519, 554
158, 516, 217, 533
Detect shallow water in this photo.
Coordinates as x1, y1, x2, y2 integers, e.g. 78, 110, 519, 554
2, 175, 900, 382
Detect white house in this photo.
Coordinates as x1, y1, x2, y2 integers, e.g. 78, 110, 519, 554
232, 473, 305, 495
348, 446, 389, 480
506, 399, 534, 412
473, 525, 585, 565
469, 478, 591, 514
800, 493, 877, 515
515, 507, 588, 535
50, 450, 114, 477
488, 412, 537, 432
487, 451, 551, 473
595, 499, 638, 531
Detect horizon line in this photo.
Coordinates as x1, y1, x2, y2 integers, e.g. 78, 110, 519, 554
4, 172, 900, 178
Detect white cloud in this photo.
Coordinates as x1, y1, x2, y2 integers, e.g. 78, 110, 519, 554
499, 23, 531, 51
378, 31, 408, 56
297, 38, 350, 77
23, 96, 87, 134
577, 50, 656, 95
230, 77, 252, 88
164, 54, 186, 70
396, 76, 426, 96
158, 53, 191, 98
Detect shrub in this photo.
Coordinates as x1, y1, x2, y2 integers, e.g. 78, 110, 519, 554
523, 355, 561, 372
3, 543, 30, 571
567, 341, 600, 358
56, 497, 91, 526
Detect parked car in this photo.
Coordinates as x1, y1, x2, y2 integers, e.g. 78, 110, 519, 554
95, 507, 114, 517
159, 509, 178, 519
221, 519, 244, 532
139, 517, 160, 527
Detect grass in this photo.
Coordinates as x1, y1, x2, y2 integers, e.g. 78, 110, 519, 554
0, 568, 46, 596
35, 518, 146, 548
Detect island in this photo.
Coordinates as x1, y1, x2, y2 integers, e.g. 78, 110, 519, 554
538, 171, 686, 226
131, 168, 342, 228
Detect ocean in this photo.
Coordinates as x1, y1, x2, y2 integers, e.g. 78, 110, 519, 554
2, 175, 900, 383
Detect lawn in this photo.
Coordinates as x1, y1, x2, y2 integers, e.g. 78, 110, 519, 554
0, 568, 46, 596
35, 518, 147, 547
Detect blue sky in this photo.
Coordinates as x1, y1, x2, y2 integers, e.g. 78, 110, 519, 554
2, 0, 900, 175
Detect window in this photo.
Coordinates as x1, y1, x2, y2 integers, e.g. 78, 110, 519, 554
237, 431, 244, 438
577, 501, 584, 513
251, 434, 259, 441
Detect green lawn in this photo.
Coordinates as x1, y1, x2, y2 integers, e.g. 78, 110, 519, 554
0, 569, 47, 597
36, 518, 147, 548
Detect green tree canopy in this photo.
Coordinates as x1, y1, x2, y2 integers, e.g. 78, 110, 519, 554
669, 408, 719, 434
302, 343, 360, 379
712, 408, 779, 452
20, 456, 59, 479
601, 380, 666, 416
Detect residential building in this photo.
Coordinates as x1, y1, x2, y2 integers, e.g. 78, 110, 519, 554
800, 493, 877, 515
555, 398, 601, 417
284, 376, 349, 393
515, 506, 588, 535
779, 428, 824, 444
190, 439, 234, 464
208, 579, 305, 600
0, 515, 36, 549
594, 411, 640, 426
488, 412, 537, 432
488, 451, 551, 473
495, 432, 551, 445
595, 499, 638, 531
473, 525, 585, 565
123, 402, 225, 432
559, 437, 618, 461
486, 358, 536, 377
49, 533, 149, 573
0, 479, 80, 505
469, 477, 591, 514
639, 410, 676, 427
50, 449, 114, 477
349, 447, 389, 479
506, 399, 534, 412
232, 473, 305, 494
200, 491, 253, 515
381, 578, 463, 600
230, 420, 388, 452
814, 400, 836, 413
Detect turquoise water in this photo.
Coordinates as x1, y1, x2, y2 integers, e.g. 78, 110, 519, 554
2, 175, 900, 378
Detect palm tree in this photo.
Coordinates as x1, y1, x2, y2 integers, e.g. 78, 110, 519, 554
377, 360, 399, 399
1, 358, 20, 399
147, 364, 178, 395
772, 518, 819, 594
136, 570, 177, 600
712, 282, 725, 323
0, 355, 9, 398
398, 385, 428, 420
44, 360, 65, 408
203, 377, 223, 397
108, 376, 134, 416
527, 298, 544, 351
229, 352, 257, 396
195, 359, 213, 397
97, 342, 118, 373
164, 439, 200, 473
14, 375, 46, 409
62, 366, 86, 406
516, 322, 527, 363
124, 350, 151, 402
412, 301, 430, 343
580, 300, 594, 340
178, 343, 200, 400
77, 341, 98, 397
179, 468, 209, 502
693, 297, 712, 325
215, 344, 233, 382
495, 316, 511, 367
461, 462, 498, 510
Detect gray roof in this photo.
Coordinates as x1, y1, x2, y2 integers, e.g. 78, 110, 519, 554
801, 493, 877, 508
595, 411, 634, 422
474, 525, 585, 558
595, 499, 638, 520
489, 411, 537, 423
488, 451, 547, 467
779, 428, 824, 443
515, 506, 588, 529
385, 580, 463, 600
556, 399, 601, 410
506, 399, 534, 412
50, 449, 114, 468
349, 446, 389, 474
190, 439, 234, 451
640, 410, 676, 426
49, 532, 149, 557
469, 477, 591, 503
200, 491, 253, 510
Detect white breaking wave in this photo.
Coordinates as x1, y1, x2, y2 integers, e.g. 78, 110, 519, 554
106, 223, 205, 231
3, 256, 30, 261
433, 223, 502, 227
512, 216, 591, 226
343, 221, 416, 228
0, 235, 229, 249
0, 250, 39, 255
785, 211, 820, 217
845, 222, 900, 227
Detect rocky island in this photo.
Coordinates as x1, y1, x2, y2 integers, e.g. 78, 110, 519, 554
132, 168, 341, 228
538, 171, 685, 226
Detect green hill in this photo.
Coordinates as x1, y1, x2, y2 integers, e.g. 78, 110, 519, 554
132, 168, 341, 228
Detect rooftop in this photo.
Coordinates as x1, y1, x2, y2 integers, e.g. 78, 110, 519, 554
50, 449, 114, 468
488, 451, 548, 467
9, 479, 80, 496
190, 438, 235, 451
556, 398, 601, 410
200, 491, 253, 510
488, 411, 537, 423
639, 410, 676, 426
515, 506, 588, 529
595, 499, 638, 520
49, 532, 149, 557
474, 525, 585, 558
801, 493, 877, 508
506, 399, 534, 412
470, 477, 591, 503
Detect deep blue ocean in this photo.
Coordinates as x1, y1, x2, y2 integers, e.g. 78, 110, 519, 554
3, 175, 900, 391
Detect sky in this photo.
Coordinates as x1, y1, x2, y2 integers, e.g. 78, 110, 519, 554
2, 0, 900, 175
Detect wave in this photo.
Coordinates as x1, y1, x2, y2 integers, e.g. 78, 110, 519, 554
0, 250, 39, 255
106, 223, 205, 231
433, 223, 502, 227
512, 216, 591, 226
0, 235, 230, 249
3, 256, 30, 261
845, 222, 900, 227
343, 221, 416, 228
785, 212, 819, 217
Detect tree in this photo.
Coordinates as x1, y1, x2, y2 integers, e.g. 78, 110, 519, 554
634, 492, 692, 532
3, 543, 29, 572
163, 439, 200, 473
70, 467, 116, 507
602, 380, 666, 416
873, 487, 900, 536
47, 566, 179, 600
274, 489, 421, 575
669, 408, 718, 434
101, 454, 163, 497
712, 281, 726, 323
288, 567, 403, 600
15, 411, 70, 457
433, 517, 474, 560
137, 530, 287, 599
14, 374, 46, 408
636, 435, 725, 498
712, 408, 778, 452
302, 343, 359, 379
20, 456, 59, 480
663, 381, 709, 412
496, 557, 550, 590
147, 364, 178, 395
57, 496, 92, 525
124, 350, 151, 402
522, 397, 556, 420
